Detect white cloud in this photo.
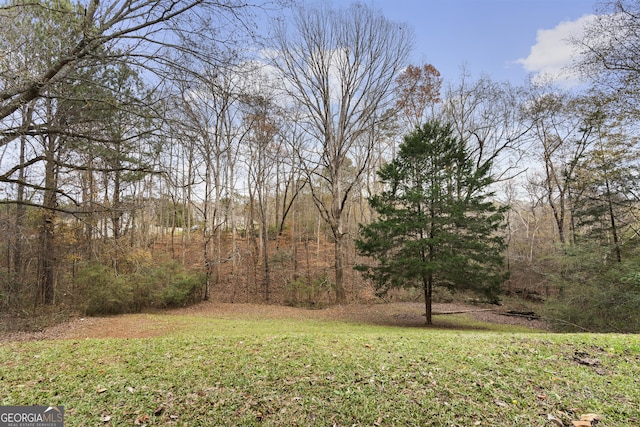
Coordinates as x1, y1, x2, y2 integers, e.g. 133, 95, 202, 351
517, 14, 597, 86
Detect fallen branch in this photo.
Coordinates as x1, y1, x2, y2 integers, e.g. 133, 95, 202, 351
499, 310, 541, 320
498, 311, 593, 332
434, 308, 497, 315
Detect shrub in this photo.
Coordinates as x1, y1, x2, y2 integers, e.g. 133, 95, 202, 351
544, 246, 640, 333
75, 260, 203, 315
285, 273, 334, 308
152, 261, 203, 308
76, 263, 134, 316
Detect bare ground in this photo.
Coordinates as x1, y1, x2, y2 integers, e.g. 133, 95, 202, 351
0, 301, 548, 342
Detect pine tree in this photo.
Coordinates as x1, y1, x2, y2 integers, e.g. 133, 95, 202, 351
355, 120, 508, 324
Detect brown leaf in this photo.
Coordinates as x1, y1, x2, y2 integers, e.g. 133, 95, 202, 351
493, 398, 508, 407
547, 413, 564, 426
580, 414, 602, 422
135, 414, 150, 425
574, 357, 601, 366
571, 421, 591, 427
573, 352, 601, 366
97, 387, 108, 394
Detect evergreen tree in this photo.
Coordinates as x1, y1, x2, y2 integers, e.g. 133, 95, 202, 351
355, 120, 508, 324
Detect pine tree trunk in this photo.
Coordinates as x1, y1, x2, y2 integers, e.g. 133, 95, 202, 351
423, 273, 433, 325
12, 133, 27, 306
37, 134, 57, 306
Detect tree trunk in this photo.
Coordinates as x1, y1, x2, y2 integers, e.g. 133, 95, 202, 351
12, 132, 27, 306
37, 133, 58, 306
202, 153, 212, 301
545, 160, 566, 245
262, 219, 270, 302
334, 233, 346, 303
423, 273, 433, 325
604, 176, 622, 263
332, 175, 347, 303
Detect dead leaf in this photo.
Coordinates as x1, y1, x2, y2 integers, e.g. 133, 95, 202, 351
574, 356, 601, 366
573, 351, 601, 367
580, 414, 602, 422
100, 415, 112, 423
569, 413, 603, 426
547, 413, 564, 426
134, 414, 149, 425
493, 398, 508, 407
97, 387, 107, 394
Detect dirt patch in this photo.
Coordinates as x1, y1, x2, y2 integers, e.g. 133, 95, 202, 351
0, 301, 548, 342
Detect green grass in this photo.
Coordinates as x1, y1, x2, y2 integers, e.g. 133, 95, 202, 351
1, 313, 639, 426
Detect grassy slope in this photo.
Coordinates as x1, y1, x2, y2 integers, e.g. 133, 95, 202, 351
1, 314, 639, 426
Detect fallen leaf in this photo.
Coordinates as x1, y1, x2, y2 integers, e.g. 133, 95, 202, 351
493, 398, 508, 407
573, 352, 601, 366
97, 387, 107, 394
580, 414, 602, 422
100, 415, 111, 423
571, 421, 591, 427
537, 394, 548, 400
134, 414, 150, 425
547, 413, 564, 426
574, 357, 601, 366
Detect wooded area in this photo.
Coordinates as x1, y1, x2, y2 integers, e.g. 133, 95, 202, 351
2, 0, 640, 332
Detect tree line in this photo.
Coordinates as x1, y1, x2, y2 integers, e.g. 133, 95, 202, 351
1, 0, 640, 332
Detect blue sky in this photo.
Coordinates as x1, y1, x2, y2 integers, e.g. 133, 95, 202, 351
370, 0, 599, 85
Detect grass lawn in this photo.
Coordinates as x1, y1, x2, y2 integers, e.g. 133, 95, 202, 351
1, 311, 639, 426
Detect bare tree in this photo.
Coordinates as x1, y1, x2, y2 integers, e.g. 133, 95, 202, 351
243, 94, 281, 301
523, 86, 594, 245
0, 0, 261, 127
272, 2, 412, 302
174, 68, 244, 301
0, 0, 271, 308
0, 0, 266, 216
438, 71, 531, 183
572, 0, 640, 115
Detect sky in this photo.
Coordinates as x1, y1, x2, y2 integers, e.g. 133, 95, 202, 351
370, 0, 599, 86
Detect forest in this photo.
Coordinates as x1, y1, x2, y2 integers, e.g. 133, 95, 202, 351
1, 0, 640, 333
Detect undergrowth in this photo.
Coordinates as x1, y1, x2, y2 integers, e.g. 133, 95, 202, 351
74, 260, 203, 315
